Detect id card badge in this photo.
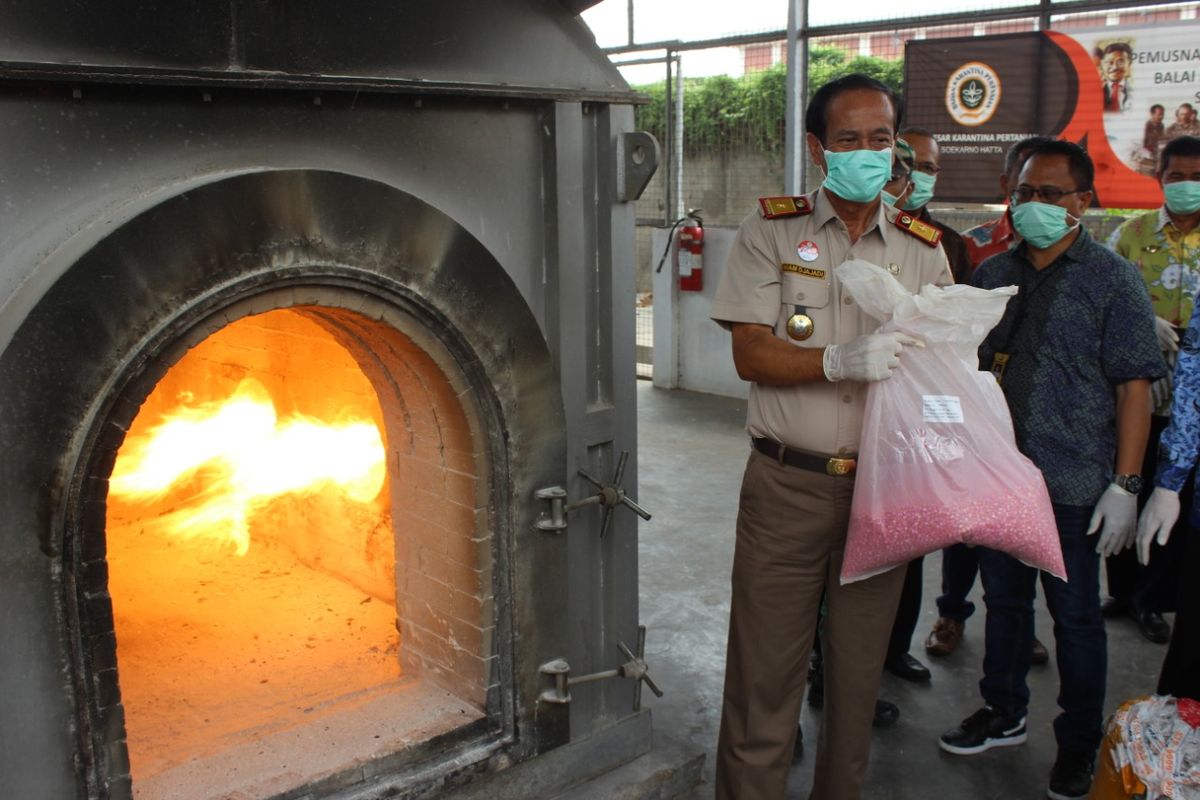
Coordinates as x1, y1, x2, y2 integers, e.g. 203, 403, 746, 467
990, 352, 1010, 384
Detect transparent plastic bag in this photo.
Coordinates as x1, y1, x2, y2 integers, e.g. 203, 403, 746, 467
836, 259, 1065, 584
1091, 695, 1200, 799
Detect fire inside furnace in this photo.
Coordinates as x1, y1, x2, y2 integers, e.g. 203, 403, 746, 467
109, 377, 386, 556
104, 309, 421, 799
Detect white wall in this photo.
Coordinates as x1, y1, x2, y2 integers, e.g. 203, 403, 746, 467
651, 226, 749, 400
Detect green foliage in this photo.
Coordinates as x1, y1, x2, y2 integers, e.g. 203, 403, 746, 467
634, 46, 904, 157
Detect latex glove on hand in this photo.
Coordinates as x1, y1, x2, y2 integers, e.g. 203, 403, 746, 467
1151, 375, 1173, 410
1136, 486, 1181, 565
1089, 482, 1138, 557
1155, 316, 1180, 353
823, 332, 924, 382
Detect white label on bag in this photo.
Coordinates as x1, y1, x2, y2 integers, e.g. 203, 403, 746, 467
922, 395, 964, 423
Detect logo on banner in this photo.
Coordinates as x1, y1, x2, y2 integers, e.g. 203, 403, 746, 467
946, 62, 1002, 127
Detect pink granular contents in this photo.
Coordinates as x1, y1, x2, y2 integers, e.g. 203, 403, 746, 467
842, 484, 1065, 583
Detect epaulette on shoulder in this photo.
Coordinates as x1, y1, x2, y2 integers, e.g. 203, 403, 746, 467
758, 196, 813, 219
894, 212, 943, 247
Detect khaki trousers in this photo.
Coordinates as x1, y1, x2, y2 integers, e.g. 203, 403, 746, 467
715, 450, 906, 800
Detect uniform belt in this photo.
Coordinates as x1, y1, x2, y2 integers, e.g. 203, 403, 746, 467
752, 437, 857, 477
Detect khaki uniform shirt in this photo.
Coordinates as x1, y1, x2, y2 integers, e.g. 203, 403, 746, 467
711, 189, 952, 455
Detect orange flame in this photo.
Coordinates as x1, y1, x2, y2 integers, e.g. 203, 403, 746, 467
109, 379, 386, 555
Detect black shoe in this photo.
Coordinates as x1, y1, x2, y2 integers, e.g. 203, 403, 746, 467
939, 706, 1027, 755
873, 699, 900, 728
1133, 609, 1171, 644
1031, 636, 1050, 666
1046, 750, 1094, 799
792, 725, 804, 762
1101, 597, 1130, 619
885, 652, 932, 683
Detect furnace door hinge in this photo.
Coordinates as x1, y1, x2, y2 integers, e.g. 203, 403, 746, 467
534, 450, 651, 536
539, 625, 664, 712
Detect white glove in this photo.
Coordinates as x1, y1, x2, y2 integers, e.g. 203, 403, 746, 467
1155, 316, 1180, 353
1136, 486, 1181, 565
1151, 375, 1173, 411
1089, 482, 1138, 557
823, 332, 924, 383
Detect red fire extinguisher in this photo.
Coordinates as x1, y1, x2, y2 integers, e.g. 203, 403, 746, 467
676, 211, 704, 292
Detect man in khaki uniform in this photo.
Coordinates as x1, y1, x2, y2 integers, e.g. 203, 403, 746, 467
711, 73, 952, 800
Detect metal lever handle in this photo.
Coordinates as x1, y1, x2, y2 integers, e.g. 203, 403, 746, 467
618, 625, 662, 712
538, 624, 664, 712
572, 450, 652, 538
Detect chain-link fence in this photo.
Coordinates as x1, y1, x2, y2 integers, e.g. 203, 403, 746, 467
582, 0, 1200, 378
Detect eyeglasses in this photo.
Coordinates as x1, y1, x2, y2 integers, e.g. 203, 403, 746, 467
1011, 185, 1084, 204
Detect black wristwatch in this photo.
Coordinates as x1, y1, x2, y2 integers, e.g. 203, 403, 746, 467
1114, 474, 1144, 495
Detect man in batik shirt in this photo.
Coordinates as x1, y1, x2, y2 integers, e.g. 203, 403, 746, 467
925, 135, 1054, 665
1137, 274, 1200, 703
939, 139, 1163, 800
1102, 136, 1200, 644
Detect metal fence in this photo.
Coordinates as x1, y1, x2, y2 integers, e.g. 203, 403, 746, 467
582, 0, 1200, 378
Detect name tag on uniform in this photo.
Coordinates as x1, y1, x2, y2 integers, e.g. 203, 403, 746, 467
782, 263, 826, 280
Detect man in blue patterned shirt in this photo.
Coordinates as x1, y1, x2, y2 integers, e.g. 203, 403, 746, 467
1136, 138, 1200, 699
1137, 302, 1200, 705
937, 140, 1165, 800
1136, 292, 1200, 703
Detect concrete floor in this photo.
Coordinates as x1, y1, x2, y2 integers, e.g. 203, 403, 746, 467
635, 381, 1174, 800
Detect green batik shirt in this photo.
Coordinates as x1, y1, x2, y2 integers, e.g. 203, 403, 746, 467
1107, 208, 1200, 327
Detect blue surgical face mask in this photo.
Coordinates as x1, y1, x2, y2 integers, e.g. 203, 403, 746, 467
821, 147, 893, 204
1011, 201, 1080, 249
881, 189, 900, 206
902, 171, 937, 210
1164, 180, 1200, 215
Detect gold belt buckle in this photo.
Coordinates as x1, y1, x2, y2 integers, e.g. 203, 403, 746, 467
826, 457, 855, 476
